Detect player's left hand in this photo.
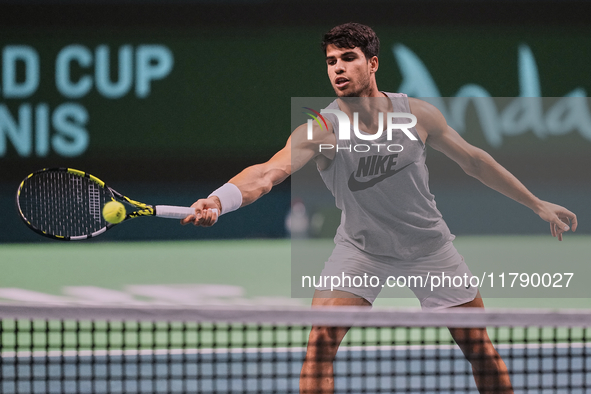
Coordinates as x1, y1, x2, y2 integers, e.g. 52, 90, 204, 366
535, 201, 577, 241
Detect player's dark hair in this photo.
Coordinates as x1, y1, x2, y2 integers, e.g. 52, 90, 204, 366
321, 23, 380, 60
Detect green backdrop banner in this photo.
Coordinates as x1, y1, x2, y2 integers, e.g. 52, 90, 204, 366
1, 22, 590, 241
1, 26, 591, 172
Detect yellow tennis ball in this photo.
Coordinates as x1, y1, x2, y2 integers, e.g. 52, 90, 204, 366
102, 201, 126, 224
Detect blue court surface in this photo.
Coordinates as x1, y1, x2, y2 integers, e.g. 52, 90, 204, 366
2, 344, 589, 393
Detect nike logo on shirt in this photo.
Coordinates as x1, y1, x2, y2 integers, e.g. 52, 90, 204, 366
348, 162, 413, 192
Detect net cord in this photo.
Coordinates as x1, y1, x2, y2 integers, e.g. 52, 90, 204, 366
0, 304, 590, 328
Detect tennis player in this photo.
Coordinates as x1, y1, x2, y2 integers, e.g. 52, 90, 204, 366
183, 23, 577, 393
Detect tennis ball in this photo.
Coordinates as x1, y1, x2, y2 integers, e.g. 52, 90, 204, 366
102, 201, 126, 224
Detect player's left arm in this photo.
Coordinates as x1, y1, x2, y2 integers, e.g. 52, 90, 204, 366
411, 98, 578, 241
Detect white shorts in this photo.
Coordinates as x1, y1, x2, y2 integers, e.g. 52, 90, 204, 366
316, 241, 478, 310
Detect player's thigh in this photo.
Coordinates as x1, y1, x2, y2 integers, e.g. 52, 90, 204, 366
447, 291, 497, 358
306, 290, 370, 357
312, 289, 372, 307
452, 290, 484, 308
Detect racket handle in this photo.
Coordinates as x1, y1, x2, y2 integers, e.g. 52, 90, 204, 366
155, 205, 219, 219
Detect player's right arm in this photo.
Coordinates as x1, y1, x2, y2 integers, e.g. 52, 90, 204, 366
181, 121, 335, 227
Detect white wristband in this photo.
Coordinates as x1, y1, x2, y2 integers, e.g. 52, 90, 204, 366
208, 183, 242, 215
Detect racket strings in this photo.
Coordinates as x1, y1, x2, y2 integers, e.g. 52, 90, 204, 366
18, 171, 111, 238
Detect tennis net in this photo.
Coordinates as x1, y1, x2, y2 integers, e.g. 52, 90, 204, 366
0, 303, 590, 393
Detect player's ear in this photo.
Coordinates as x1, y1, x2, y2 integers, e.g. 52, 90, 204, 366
369, 56, 378, 73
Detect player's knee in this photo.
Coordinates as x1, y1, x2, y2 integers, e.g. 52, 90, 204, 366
305, 326, 343, 361
463, 342, 502, 366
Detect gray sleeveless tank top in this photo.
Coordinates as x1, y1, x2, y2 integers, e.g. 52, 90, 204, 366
318, 93, 453, 260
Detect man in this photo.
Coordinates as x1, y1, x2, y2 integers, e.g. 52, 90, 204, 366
182, 23, 577, 393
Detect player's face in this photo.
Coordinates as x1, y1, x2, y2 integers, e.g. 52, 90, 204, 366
325, 44, 377, 97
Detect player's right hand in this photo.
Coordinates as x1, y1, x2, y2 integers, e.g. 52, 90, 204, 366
181, 197, 221, 227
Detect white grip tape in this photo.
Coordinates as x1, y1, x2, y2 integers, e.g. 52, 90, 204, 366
155, 205, 218, 219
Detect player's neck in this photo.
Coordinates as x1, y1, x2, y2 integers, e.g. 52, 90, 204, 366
337, 91, 391, 133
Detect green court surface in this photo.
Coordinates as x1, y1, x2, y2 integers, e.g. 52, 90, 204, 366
1, 236, 590, 393
0, 235, 590, 309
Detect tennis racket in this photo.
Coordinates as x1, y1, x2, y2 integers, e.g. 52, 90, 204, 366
16, 168, 213, 241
